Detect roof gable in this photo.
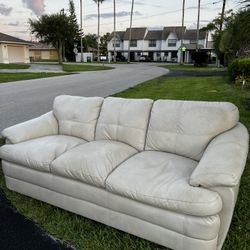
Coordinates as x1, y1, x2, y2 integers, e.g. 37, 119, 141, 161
123, 27, 147, 40
0, 32, 30, 44
145, 30, 162, 40
162, 26, 186, 40
107, 31, 125, 41
184, 29, 207, 40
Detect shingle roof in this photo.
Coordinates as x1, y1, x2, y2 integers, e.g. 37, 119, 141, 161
162, 26, 185, 40
145, 30, 162, 40
183, 43, 204, 50
0, 32, 30, 44
107, 31, 125, 41
184, 29, 207, 40
123, 27, 147, 40
30, 42, 56, 50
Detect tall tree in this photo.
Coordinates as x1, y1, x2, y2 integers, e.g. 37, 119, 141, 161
113, 0, 116, 62
225, 8, 250, 58
196, 0, 201, 52
127, 0, 135, 63
180, 0, 185, 64
29, 1, 79, 63
202, 8, 250, 62
100, 32, 110, 56
93, 0, 105, 62
65, 0, 80, 61
201, 10, 234, 64
83, 34, 98, 51
240, 0, 250, 8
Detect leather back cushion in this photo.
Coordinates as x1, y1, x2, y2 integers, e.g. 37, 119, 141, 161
146, 100, 239, 160
95, 97, 153, 151
53, 95, 103, 141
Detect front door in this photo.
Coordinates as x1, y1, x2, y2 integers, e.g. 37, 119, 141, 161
130, 52, 135, 61
149, 52, 154, 61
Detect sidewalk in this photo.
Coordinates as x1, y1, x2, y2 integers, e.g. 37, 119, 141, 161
0, 64, 64, 73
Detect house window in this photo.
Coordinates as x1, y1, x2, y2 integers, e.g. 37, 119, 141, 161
113, 40, 120, 47
168, 39, 177, 47
130, 40, 137, 47
148, 40, 156, 47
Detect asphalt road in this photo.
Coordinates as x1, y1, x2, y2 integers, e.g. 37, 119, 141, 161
0, 63, 168, 131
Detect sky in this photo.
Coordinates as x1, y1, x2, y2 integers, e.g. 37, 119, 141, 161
0, 0, 241, 41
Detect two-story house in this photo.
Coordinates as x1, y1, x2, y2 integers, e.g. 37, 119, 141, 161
182, 29, 208, 63
108, 28, 147, 61
107, 26, 210, 63
160, 26, 184, 62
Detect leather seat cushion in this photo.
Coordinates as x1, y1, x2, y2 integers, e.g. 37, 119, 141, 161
0, 135, 86, 172
106, 151, 222, 216
51, 140, 137, 187
146, 100, 239, 160
53, 95, 104, 141
95, 97, 153, 151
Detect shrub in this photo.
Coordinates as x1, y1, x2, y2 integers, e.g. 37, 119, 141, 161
192, 51, 208, 67
235, 75, 250, 88
228, 57, 250, 80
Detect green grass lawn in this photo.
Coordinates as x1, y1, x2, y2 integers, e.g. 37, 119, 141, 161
0, 64, 30, 69
161, 64, 226, 72
0, 73, 70, 84
0, 76, 249, 249
62, 64, 113, 72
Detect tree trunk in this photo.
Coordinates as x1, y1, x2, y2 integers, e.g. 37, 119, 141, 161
196, 0, 201, 52
58, 40, 63, 64
97, 2, 100, 62
113, 0, 116, 62
180, 0, 185, 65
128, 0, 134, 63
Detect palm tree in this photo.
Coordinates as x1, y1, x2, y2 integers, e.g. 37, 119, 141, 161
240, 0, 250, 8
113, 0, 116, 62
93, 0, 105, 62
127, 0, 135, 63
180, 0, 185, 64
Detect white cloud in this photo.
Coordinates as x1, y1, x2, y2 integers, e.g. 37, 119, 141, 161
0, 4, 12, 16
85, 11, 142, 20
22, 0, 45, 16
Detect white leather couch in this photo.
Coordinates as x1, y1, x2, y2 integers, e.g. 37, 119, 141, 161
0, 95, 248, 250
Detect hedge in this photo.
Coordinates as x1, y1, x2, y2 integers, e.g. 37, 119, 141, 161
228, 57, 250, 80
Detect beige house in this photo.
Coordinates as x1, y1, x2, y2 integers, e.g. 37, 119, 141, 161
29, 42, 58, 61
0, 32, 30, 64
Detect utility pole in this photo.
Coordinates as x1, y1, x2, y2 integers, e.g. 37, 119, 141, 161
180, 0, 185, 64
127, 0, 134, 63
80, 0, 83, 62
217, 0, 226, 67
60, 9, 66, 62
196, 0, 201, 52
113, 0, 116, 62
219, 0, 226, 32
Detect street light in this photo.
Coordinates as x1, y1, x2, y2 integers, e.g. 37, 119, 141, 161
80, 0, 83, 62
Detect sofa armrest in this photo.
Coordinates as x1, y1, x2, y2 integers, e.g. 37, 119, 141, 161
190, 123, 249, 188
1, 111, 58, 144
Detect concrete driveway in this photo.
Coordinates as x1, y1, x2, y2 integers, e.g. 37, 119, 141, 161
0, 63, 168, 131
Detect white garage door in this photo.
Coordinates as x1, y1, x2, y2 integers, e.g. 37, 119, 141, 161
8, 45, 25, 63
